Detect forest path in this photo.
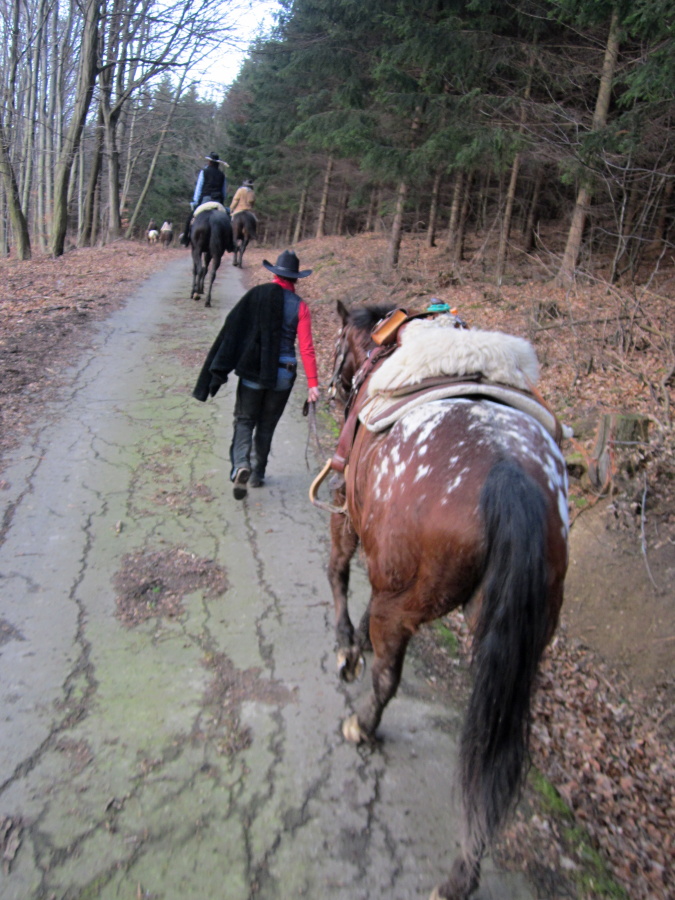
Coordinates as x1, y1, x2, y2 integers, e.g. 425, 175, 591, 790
0, 258, 536, 899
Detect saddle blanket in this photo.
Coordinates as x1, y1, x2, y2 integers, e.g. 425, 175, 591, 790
193, 201, 227, 217
358, 380, 567, 442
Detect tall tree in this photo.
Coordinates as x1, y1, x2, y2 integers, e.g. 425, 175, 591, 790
556, 7, 621, 285
51, 0, 100, 256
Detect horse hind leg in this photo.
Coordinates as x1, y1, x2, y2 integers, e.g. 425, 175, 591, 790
198, 252, 211, 300
205, 255, 222, 307
191, 259, 201, 300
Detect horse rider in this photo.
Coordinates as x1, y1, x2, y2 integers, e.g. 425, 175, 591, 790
229, 178, 255, 215
192, 152, 229, 209
192, 250, 320, 500
181, 152, 229, 246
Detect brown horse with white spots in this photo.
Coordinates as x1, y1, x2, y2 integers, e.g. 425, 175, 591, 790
326, 300, 569, 900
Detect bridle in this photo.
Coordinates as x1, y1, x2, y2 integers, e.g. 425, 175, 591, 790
327, 327, 350, 402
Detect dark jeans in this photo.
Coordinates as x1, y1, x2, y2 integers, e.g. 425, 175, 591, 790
230, 380, 293, 478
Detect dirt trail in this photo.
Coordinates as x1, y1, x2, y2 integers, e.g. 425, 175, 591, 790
0, 257, 536, 899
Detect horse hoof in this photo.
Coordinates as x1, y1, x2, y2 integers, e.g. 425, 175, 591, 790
337, 651, 366, 683
205, 301, 211, 308
342, 714, 364, 743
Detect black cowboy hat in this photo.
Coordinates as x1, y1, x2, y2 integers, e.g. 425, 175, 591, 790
262, 250, 312, 279
205, 152, 229, 166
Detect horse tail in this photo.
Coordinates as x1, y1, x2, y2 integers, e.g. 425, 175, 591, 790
460, 457, 550, 855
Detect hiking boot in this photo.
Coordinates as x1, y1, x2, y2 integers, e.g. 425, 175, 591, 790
249, 471, 265, 488
232, 467, 250, 500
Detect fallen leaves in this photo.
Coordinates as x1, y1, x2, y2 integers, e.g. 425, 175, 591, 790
532, 630, 673, 899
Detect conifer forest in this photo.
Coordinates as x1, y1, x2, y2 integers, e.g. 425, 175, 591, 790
0, 0, 673, 289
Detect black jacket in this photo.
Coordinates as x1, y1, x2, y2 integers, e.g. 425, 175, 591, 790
201, 165, 226, 202
192, 283, 285, 401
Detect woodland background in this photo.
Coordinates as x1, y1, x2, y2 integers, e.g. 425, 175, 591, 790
0, 0, 674, 290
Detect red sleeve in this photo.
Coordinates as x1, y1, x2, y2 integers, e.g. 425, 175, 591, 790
297, 301, 319, 387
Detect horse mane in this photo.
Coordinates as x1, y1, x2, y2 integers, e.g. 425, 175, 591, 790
348, 304, 396, 333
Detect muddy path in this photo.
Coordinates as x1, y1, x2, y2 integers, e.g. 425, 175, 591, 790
0, 260, 537, 900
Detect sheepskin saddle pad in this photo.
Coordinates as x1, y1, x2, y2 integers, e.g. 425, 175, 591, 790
367, 316, 539, 396
358, 317, 567, 442
193, 201, 227, 217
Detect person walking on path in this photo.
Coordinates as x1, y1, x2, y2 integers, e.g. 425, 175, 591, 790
230, 178, 256, 215
192, 250, 320, 500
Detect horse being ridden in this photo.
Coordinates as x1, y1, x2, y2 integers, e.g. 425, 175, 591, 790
189, 208, 234, 308
323, 301, 569, 900
159, 221, 173, 247
231, 210, 257, 268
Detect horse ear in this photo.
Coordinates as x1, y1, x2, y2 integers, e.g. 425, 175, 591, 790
336, 300, 349, 324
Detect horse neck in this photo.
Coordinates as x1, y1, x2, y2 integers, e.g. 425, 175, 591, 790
348, 328, 372, 371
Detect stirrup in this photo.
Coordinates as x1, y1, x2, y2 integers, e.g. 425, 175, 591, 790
309, 459, 347, 515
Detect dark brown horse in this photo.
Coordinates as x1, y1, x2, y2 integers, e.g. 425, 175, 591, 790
189, 208, 234, 307
231, 210, 257, 268
324, 300, 569, 900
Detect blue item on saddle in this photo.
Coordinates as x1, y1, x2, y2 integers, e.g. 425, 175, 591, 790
427, 300, 450, 313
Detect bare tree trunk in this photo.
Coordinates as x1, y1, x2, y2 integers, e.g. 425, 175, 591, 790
79, 111, 104, 247
37, 125, 47, 252
20, 0, 48, 217
120, 103, 139, 212
522, 167, 543, 253
476, 170, 490, 234
387, 110, 421, 269
647, 165, 674, 252
453, 172, 473, 266
444, 171, 464, 255
495, 67, 532, 287
610, 166, 638, 283
92, 177, 102, 245
557, 8, 620, 286
104, 117, 122, 239
426, 167, 443, 248
0, 124, 31, 258
495, 156, 520, 287
365, 187, 378, 232
387, 180, 408, 269
315, 155, 333, 238
77, 141, 85, 235
293, 183, 308, 244
335, 182, 349, 235
51, 0, 99, 257
0, 193, 6, 257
